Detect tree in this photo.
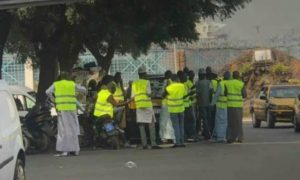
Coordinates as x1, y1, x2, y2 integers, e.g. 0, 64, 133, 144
0, 10, 13, 79
7, 0, 251, 104
75, 0, 252, 72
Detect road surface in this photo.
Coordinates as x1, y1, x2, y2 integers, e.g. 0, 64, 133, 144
26, 121, 300, 180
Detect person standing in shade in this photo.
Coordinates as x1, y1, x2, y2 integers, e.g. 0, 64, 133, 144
159, 70, 175, 143
209, 69, 219, 136
226, 71, 247, 143
46, 72, 86, 157
112, 72, 126, 129
178, 71, 196, 142
211, 71, 231, 143
132, 66, 161, 149
163, 74, 186, 148
196, 68, 213, 140
187, 70, 197, 141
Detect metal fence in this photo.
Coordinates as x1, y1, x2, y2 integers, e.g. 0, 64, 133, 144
1, 54, 25, 85
3, 45, 299, 86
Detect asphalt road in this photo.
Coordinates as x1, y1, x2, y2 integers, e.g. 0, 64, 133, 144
26, 121, 300, 180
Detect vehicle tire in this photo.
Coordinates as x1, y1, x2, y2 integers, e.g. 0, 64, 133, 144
252, 112, 261, 128
267, 110, 275, 128
23, 136, 31, 152
37, 132, 50, 152
13, 158, 25, 180
294, 116, 300, 132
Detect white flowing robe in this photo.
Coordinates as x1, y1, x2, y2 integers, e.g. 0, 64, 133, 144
132, 81, 156, 124
46, 83, 86, 152
159, 80, 175, 140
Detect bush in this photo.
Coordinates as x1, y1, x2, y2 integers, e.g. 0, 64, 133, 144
271, 63, 289, 75
240, 62, 252, 75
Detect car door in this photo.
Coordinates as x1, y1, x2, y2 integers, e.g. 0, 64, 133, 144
13, 94, 28, 118
0, 90, 19, 179
254, 87, 268, 120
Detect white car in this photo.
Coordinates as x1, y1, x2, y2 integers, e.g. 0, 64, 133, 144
9, 86, 36, 120
0, 80, 25, 180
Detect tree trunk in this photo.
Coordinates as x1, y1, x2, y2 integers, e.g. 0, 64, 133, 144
85, 41, 115, 73
0, 11, 12, 79
57, 29, 83, 72
35, 43, 58, 106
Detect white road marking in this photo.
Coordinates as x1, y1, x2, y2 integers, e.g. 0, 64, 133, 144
230, 141, 300, 145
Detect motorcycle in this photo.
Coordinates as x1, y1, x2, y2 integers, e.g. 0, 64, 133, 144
94, 116, 126, 149
23, 105, 56, 152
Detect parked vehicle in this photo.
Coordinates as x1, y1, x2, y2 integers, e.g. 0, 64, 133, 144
22, 105, 56, 152
10, 86, 36, 121
94, 117, 125, 149
0, 80, 25, 180
251, 84, 300, 128
293, 94, 300, 132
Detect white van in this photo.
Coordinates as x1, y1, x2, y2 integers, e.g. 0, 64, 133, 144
0, 80, 25, 180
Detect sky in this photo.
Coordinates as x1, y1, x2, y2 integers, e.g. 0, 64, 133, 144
221, 0, 300, 43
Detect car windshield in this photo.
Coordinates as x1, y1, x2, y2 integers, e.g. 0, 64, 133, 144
269, 86, 300, 98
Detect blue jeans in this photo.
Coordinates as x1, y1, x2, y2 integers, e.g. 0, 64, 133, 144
170, 113, 185, 145
213, 108, 227, 141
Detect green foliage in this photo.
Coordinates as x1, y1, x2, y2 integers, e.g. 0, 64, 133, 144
240, 62, 252, 74
271, 63, 289, 75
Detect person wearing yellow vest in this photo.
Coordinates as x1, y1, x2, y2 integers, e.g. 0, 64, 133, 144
210, 71, 231, 143
159, 70, 175, 143
209, 69, 219, 137
46, 72, 86, 157
132, 66, 161, 150
178, 70, 197, 142
163, 74, 186, 147
187, 70, 198, 141
113, 72, 126, 129
93, 75, 131, 148
226, 71, 247, 143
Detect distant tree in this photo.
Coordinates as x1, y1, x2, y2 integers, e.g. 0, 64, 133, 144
0, 10, 13, 79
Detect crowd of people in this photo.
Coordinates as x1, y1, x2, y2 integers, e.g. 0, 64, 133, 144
46, 65, 247, 157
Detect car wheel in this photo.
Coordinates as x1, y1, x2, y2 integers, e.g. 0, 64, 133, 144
294, 116, 300, 132
267, 110, 275, 128
14, 159, 25, 180
252, 112, 261, 128
23, 136, 30, 152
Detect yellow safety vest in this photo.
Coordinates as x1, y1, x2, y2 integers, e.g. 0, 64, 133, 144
113, 82, 124, 102
54, 80, 76, 111
216, 80, 227, 109
211, 79, 218, 95
132, 79, 153, 109
183, 81, 191, 108
93, 89, 114, 118
226, 79, 244, 108
166, 82, 185, 113
186, 80, 196, 105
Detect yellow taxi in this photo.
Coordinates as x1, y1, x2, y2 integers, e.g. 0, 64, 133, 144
250, 84, 300, 128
